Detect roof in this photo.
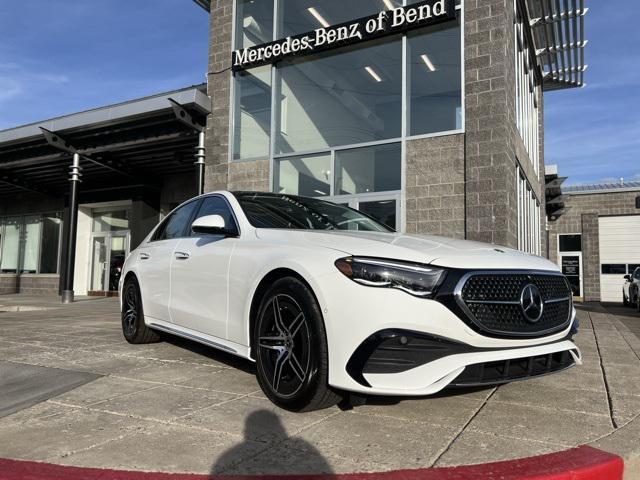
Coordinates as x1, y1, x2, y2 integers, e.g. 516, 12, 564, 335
0, 84, 210, 198
526, 0, 588, 90
0, 84, 209, 146
563, 181, 640, 195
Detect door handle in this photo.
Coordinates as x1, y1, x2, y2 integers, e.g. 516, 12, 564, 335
174, 251, 190, 260
139, 252, 150, 260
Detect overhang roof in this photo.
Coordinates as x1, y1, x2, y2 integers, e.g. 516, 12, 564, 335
564, 181, 640, 195
526, 0, 588, 90
0, 84, 210, 198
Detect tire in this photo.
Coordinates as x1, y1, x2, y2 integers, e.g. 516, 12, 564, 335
121, 276, 161, 344
623, 291, 629, 307
253, 277, 341, 412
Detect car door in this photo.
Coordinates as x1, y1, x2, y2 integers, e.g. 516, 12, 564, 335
633, 268, 640, 301
138, 199, 200, 322
169, 195, 239, 339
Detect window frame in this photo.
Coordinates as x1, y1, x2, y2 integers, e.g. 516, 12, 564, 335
0, 212, 63, 275
229, 1, 465, 235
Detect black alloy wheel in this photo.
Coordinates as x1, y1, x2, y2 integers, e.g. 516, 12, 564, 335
254, 277, 341, 411
121, 277, 160, 344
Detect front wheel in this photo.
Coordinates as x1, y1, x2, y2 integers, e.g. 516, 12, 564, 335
121, 277, 161, 344
623, 291, 629, 307
254, 277, 341, 412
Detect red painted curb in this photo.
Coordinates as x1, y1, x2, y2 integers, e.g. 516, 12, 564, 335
0, 446, 624, 480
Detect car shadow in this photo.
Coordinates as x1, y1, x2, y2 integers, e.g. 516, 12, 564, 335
209, 409, 334, 476
163, 335, 256, 375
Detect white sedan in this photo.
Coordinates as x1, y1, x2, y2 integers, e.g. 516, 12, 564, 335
120, 191, 581, 411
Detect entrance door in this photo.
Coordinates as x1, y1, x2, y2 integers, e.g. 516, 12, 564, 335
89, 231, 130, 295
560, 254, 582, 299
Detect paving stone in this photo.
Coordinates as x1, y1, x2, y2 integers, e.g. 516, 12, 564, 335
467, 401, 613, 446
297, 411, 457, 469
58, 422, 264, 474
223, 437, 392, 475
351, 394, 483, 429
434, 430, 561, 467
492, 381, 610, 417
0, 402, 151, 461
51, 376, 160, 407
90, 384, 238, 421
611, 393, 640, 425
177, 396, 336, 441
175, 367, 260, 395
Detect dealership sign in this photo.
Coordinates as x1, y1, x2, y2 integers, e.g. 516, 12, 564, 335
232, 0, 455, 71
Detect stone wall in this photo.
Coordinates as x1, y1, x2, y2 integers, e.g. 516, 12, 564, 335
204, 0, 234, 193
406, 134, 465, 238
463, 0, 543, 249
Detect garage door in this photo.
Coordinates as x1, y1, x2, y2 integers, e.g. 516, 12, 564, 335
599, 215, 640, 302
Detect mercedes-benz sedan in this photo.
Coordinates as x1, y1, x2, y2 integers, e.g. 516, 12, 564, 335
120, 191, 581, 411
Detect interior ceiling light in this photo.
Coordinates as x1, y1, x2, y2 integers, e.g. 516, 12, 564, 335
365, 66, 382, 82
421, 53, 437, 72
307, 7, 330, 28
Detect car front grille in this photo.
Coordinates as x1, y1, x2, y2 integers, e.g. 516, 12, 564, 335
456, 272, 572, 337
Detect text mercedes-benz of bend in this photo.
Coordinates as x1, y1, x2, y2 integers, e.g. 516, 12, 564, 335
120, 191, 581, 411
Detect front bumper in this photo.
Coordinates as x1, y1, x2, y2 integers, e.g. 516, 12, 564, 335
313, 270, 579, 396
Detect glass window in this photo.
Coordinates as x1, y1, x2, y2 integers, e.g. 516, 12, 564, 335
359, 199, 397, 230
407, 23, 461, 136
276, 37, 402, 154
630, 266, 640, 279
601, 264, 626, 275
0, 218, 20, 273
277, 0, 395, 38
234, 192, 391, 231
154, 201, 200, 241
21, 216, 41, 274
235, 0, 273, 49
559, 234, 582, 252
275, 153, 332, 197
336, 143, 401, 195
93, 210, 130, 232
40, 215, 61, 274
233, 66, 272, 161
192, 196, 238, 235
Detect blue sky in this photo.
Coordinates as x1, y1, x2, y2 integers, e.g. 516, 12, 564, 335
0, 1, 637, 186
0, 1, 208, 128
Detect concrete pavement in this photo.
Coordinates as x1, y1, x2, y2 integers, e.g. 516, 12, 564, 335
0, 295, 638, 475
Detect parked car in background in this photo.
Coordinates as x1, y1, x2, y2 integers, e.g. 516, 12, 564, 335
623, 267, 640, 310
120, 191, 581, 412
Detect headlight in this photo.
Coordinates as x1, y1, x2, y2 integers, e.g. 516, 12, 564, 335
335, 257, 446, 298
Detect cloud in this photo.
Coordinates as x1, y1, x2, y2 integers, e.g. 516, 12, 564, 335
0, 62, 71, 106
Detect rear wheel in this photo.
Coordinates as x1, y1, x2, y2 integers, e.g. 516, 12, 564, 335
121, 277, 161, 344
254, 277, 341, 412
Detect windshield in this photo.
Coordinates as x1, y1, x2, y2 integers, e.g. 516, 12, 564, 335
233, 192, 393, 232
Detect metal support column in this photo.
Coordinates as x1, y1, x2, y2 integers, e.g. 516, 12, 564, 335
61, 153, 82, 304
195, 131, 206, 195
168, 98, 205, 195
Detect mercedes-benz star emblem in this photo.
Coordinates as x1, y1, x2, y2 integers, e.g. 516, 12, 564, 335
520, 284, 544, 323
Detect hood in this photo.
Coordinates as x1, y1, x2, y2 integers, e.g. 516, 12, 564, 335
256, 229, 559, 271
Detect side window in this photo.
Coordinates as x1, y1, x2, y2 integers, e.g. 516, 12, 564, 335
191, 196, 239, 236
634, 268, 640, 280
153, 200, 200, 241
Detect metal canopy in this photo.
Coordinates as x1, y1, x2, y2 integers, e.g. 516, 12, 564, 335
527, 0, 588, 90
0, 85, 209, 198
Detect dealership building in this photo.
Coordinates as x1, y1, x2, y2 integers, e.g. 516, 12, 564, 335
547, 179, 640, 303
0, 0, 591, 300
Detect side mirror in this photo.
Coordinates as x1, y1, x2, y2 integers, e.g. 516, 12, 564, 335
192, 215, 236, 237
624, 274, 632, 281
